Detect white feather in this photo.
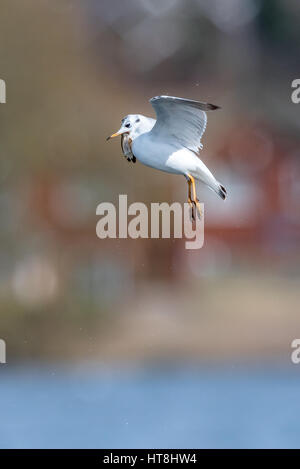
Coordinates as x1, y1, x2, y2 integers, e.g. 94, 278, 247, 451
149, 95, 219, 153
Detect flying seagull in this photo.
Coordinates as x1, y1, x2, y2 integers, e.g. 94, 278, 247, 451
107, 95, 227, 220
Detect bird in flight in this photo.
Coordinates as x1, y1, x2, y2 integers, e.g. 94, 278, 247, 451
107, 95, 227, 220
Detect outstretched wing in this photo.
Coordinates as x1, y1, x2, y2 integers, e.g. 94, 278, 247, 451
150, 95, 220, 153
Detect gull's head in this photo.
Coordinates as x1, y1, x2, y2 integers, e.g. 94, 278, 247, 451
106, 114, 152, 141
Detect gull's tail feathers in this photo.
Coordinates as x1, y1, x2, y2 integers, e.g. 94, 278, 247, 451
218, 183, 227, 200
193, 161, 227, 201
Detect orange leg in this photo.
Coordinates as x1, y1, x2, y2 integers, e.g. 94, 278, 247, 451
187, 178, 195, 220
188, 174, 202, 219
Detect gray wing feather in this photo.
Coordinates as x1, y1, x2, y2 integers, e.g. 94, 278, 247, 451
150, 95, 220, 153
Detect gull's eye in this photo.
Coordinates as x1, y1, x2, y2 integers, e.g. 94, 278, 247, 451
125, 123, 131, 128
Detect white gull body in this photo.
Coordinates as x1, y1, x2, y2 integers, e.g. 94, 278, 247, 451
108, 96, 227, 201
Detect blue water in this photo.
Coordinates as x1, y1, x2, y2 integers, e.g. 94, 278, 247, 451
0, 363, 300, 449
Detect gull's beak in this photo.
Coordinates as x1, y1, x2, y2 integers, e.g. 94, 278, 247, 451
106, 128, 127, 141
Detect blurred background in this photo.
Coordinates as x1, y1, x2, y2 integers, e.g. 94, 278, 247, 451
0, 0, 300, 449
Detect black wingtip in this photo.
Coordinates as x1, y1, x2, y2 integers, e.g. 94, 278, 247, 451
218, 184, 227, 200
207, 103, 221, 111
150, 95, 221, 111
